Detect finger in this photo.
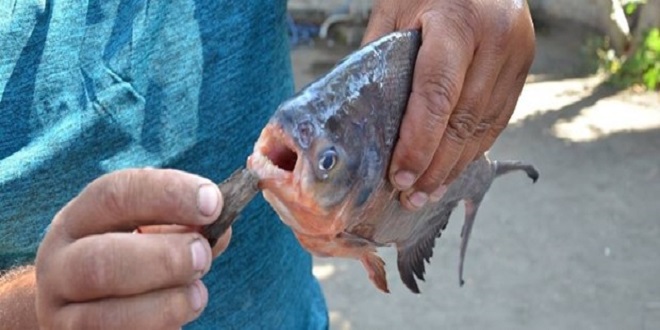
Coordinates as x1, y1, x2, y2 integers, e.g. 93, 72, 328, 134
54, 232, 212, 302
389, 15, 474, 192
478, 9, 535, 154
137, 225, 198, 234
137, 224, 232, 258
478, 59, 531, 154
411, 53, 503, 199
53, 280, 208, 330
361, 0, 397, 45
55, 168, 223, 239
438, 60, 509, 187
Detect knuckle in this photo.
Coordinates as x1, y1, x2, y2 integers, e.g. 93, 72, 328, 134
77, 311, 105, 330
56, 307, 86, 329
159, 240, 186, 279
492, 8, 517, 37
445, 2, 481, 45
414, 75, 457, 124
396, 147, 430, 174
423, 2, 479, 42
418, 169, 447, 193
394, 128, 433, 171
371, 1, 392, 20
159, 174, 188, 218
78, 239, 117, 292
457, 3, 481, 40
146, 168, 191, 220
490, 121, 508, 136
96, 170, 138, 219
473, 121, 491, 138
446, 167, 463, 184
160, 289, 191, 325
446, 112, 479, 142
59, 303, 107, 329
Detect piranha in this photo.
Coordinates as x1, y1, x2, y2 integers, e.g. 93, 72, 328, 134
246, 30, 539, 294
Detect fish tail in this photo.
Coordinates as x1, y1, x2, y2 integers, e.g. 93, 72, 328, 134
493, 160, 539, 183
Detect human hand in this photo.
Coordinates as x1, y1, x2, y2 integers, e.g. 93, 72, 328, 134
363, 0, 536, 209
34, 169, 231, 329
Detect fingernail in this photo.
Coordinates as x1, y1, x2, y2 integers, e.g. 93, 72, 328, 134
409, 191, 429, 209
188, 280, 206, 311
394, 171, 416, 190
191, 240, 208, 272
429, 185, 448, 202
197, 184, 220, 216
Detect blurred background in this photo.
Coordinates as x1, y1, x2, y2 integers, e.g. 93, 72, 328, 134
285, 0, 660, 329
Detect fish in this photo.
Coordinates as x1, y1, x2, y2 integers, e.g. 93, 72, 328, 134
245, 29, 540, 294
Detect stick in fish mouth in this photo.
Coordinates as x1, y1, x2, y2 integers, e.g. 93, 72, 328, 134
201, 125, 303, 247
200, 168, 260, 247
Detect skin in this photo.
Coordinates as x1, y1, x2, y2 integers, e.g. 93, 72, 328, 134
362, 0, 536, 210
0, 169, 231, 329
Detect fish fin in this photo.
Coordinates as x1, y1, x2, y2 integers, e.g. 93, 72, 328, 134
458, 198, 484, 287
493, 160, 539, 183
360, 253, 389, 293
396, 207, 454, 294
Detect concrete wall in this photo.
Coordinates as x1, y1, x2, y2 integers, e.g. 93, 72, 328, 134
529, 0, 660, 52
288, 0, 659, 50
288, 0, 658, 30
528, 0, 610, 31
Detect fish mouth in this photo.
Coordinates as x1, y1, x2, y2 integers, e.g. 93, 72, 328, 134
248, 123, 347, 237
247, 123, 300, 184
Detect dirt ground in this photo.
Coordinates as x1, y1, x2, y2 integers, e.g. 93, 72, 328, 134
290, 21, 660, 330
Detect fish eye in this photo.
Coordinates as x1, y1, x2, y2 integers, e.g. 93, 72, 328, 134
318, 148, 337, 172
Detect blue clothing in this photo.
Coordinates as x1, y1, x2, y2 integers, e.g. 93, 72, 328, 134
0, 0, 328, 328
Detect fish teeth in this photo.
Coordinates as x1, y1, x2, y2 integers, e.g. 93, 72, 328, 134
249, 152, 285, 179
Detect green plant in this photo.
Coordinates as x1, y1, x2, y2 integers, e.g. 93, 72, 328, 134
590, 27, 660, 91
614, 27, 660, 90
586, 0, 659, 90
624, 0, 646, 15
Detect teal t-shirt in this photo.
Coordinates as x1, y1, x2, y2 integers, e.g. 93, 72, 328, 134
0, 0, 328, 328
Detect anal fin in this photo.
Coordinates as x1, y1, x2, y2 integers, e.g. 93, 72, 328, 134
395, 206, 455, 294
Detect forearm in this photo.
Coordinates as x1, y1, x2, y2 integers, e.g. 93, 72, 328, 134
0, 265, 39, 329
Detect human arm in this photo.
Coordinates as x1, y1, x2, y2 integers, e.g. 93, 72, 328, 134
0, 169, 231, 329
364, 0, 536, 209
0, 266, 38, 329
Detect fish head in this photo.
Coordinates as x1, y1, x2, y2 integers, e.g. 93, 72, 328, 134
247, 30, 421, 238
247, 98, 368, 237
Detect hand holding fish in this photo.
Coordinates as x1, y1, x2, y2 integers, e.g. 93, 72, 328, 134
363, 0, 536, 210
34, 169, 230, 328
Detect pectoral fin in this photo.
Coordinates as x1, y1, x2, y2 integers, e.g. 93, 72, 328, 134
361, 252, 389, 293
